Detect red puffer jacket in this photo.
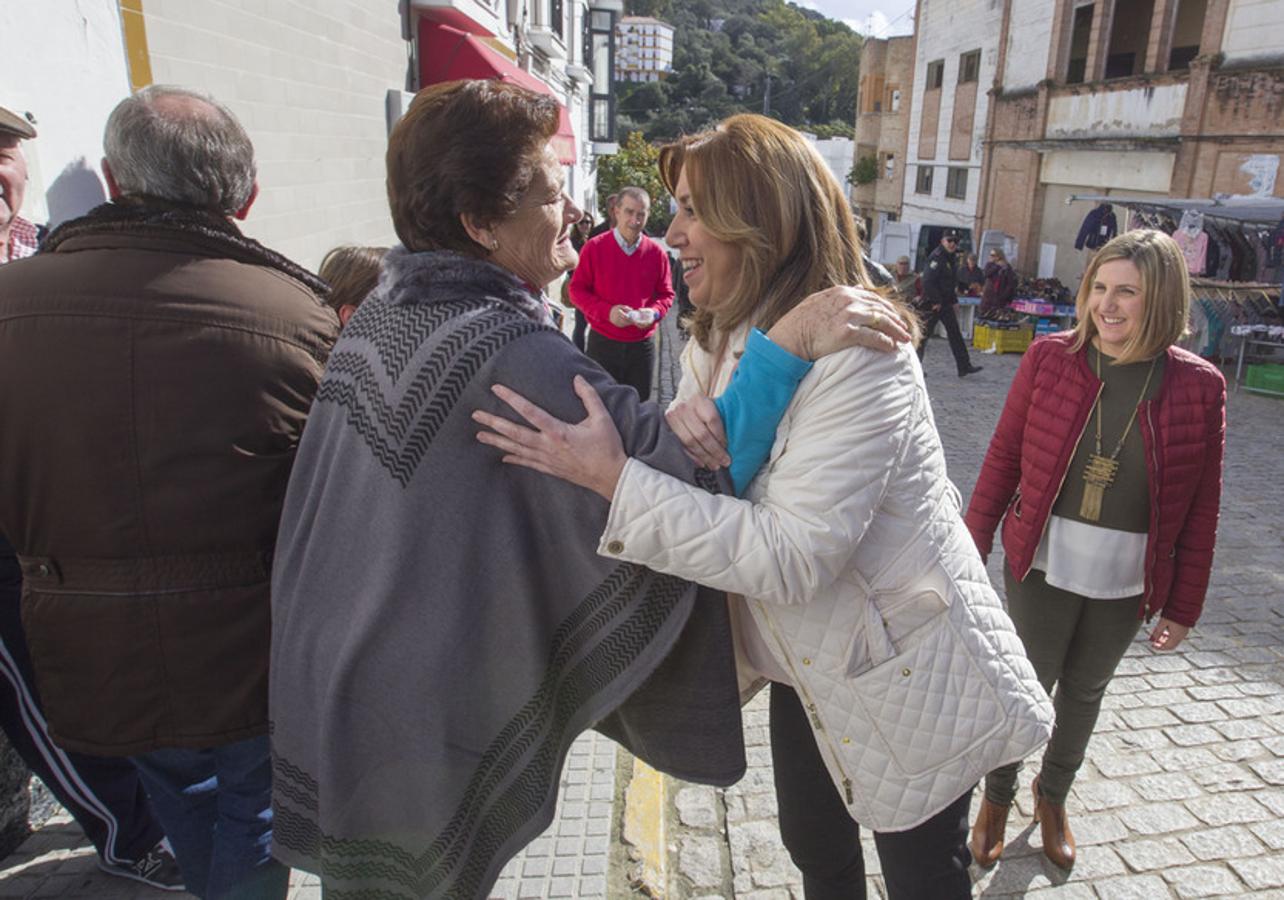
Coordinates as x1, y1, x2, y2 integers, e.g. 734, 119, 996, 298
965, 333, 1225, 627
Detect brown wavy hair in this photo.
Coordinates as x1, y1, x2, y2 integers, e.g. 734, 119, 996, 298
386, 80, 560, 254
319, 245, 388, 313
658, 114, 918, 352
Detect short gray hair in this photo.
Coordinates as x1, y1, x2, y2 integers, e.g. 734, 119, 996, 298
617, 186, 650, 207
104, 85, 256, 214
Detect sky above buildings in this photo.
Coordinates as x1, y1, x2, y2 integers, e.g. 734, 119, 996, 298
800, 0, 916, 38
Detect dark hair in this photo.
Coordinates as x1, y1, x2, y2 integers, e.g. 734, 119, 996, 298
386, 80, 560, 254
319, 245, 388, 312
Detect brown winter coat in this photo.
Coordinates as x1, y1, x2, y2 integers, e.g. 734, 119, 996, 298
0, 202, 338, 756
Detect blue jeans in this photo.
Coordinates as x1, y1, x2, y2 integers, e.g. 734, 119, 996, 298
132, 734, 287, 900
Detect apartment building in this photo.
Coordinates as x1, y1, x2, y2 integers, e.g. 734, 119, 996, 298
851, 35, 915, 245
976, 0, 1284, 282
6, 0, 622, 268
900, 0, 1006, 263
614, 16, 674, 83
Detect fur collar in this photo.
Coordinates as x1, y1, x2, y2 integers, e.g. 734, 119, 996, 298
373, 246, 551, 325
43, 200, 328, 296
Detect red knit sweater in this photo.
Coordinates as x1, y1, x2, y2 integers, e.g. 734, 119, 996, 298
568, 231, 674, 342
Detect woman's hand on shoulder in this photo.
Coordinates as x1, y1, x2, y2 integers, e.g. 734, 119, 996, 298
767, 286, 912, 360
472, 376, 627, 501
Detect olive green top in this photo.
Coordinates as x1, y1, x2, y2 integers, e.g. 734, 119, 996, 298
1051, 343, 1166, 534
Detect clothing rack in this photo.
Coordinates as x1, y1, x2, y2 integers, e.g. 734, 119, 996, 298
1184, 278, 1282, 371
1068, 195, 1284, 285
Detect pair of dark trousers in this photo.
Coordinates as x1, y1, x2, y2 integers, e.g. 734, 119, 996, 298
586, 330, 655, 401
984, 568, 1142, 807
915, 303, 974, 375
132, 735, 287, 899
0, 551, 163, 865
770, 683, 973, 899
571, 309, 588, 352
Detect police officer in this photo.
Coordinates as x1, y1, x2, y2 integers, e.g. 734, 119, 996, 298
918, 228, 983, 377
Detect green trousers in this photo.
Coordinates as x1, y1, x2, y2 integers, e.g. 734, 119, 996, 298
984, 567, 1143, 806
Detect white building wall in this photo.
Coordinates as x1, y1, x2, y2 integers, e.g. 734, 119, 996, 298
141, 0, 408, 268
1002, 0, 1054, 90
804, 136, 856, 198
1221, 0, 1284, 65
1, 0, 133, 228
901, 0, 1004, 232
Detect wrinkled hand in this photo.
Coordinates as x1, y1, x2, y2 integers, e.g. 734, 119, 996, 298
1148, 617, 1190, 651
767, 286, 913, 360
609, 305, 633, 328
472, 376, 627, 501
666, 394, 730, 470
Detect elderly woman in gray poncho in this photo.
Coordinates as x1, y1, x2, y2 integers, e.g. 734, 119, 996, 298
267, 79, 908, 900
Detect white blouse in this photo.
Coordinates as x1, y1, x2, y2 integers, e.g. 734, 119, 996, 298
1032, 514, 1147, 598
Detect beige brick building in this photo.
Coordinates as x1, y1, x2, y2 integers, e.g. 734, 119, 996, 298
976, 0, 1284, 282
851, 36, 916, 245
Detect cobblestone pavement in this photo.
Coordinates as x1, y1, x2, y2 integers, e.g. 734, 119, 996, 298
656, 330, 1284, 899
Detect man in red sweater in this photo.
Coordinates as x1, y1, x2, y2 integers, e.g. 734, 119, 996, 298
569, 186, 674, 400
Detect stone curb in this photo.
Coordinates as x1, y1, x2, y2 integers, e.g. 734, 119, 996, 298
621, 758, 668, 897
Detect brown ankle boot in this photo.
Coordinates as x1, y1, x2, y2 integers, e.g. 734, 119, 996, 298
1032, 776, 1075, 869
969, 796, 1011, 867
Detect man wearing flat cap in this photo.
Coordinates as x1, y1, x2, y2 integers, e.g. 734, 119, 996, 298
0, 106, 40, 263
918, 228, 983, 377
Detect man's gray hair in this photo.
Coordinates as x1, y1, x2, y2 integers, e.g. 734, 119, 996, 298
617, 186, 650, 206
104, 85, 256, 214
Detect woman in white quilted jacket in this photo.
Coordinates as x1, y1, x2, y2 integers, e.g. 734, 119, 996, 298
474, 114, 1054, 899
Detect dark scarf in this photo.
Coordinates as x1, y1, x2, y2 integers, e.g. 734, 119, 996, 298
43, 200, 328, 296
269, 249, 744, 899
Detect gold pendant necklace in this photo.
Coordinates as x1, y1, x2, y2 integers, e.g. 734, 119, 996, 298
1079, 347, 1158, 522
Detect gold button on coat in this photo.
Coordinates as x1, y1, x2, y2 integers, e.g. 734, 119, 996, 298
606, 540, 624, 554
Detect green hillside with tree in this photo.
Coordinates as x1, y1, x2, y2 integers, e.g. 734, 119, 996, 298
618, 0, 862, 143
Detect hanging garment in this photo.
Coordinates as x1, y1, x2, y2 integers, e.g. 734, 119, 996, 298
1075, 204, 1118, 250
1174, 228, 1209, 276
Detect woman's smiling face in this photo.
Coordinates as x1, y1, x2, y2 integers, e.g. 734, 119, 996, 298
664, 169, 741, 311
490, 145, 583, 289
1088, 258, 1146, 357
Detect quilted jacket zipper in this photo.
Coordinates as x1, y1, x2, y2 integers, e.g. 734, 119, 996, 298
1022, 380, 1102, 581
754, 599, 856, 806
1141, 401, 1161, 617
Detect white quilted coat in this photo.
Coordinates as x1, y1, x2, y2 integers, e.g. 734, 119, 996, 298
599, 332, 1054, 831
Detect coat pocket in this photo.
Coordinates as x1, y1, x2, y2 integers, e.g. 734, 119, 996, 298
845, 582, 948, 676
847, 611, 1006, 779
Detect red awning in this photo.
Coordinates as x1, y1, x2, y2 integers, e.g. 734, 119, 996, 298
418, 20, 576, 164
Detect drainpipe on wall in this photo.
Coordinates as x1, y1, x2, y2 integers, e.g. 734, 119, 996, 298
117, 0, 153, 92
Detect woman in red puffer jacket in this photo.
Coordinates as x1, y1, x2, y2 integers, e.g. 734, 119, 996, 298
964, 230, 1225, 872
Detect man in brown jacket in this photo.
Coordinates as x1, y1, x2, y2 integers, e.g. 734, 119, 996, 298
0, 104, 184, 891
0, 86, 338, 899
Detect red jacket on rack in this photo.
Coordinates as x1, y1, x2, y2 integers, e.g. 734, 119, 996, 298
964, 333, 1226, 627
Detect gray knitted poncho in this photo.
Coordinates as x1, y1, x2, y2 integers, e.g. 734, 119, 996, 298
269, 249, 745, 899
